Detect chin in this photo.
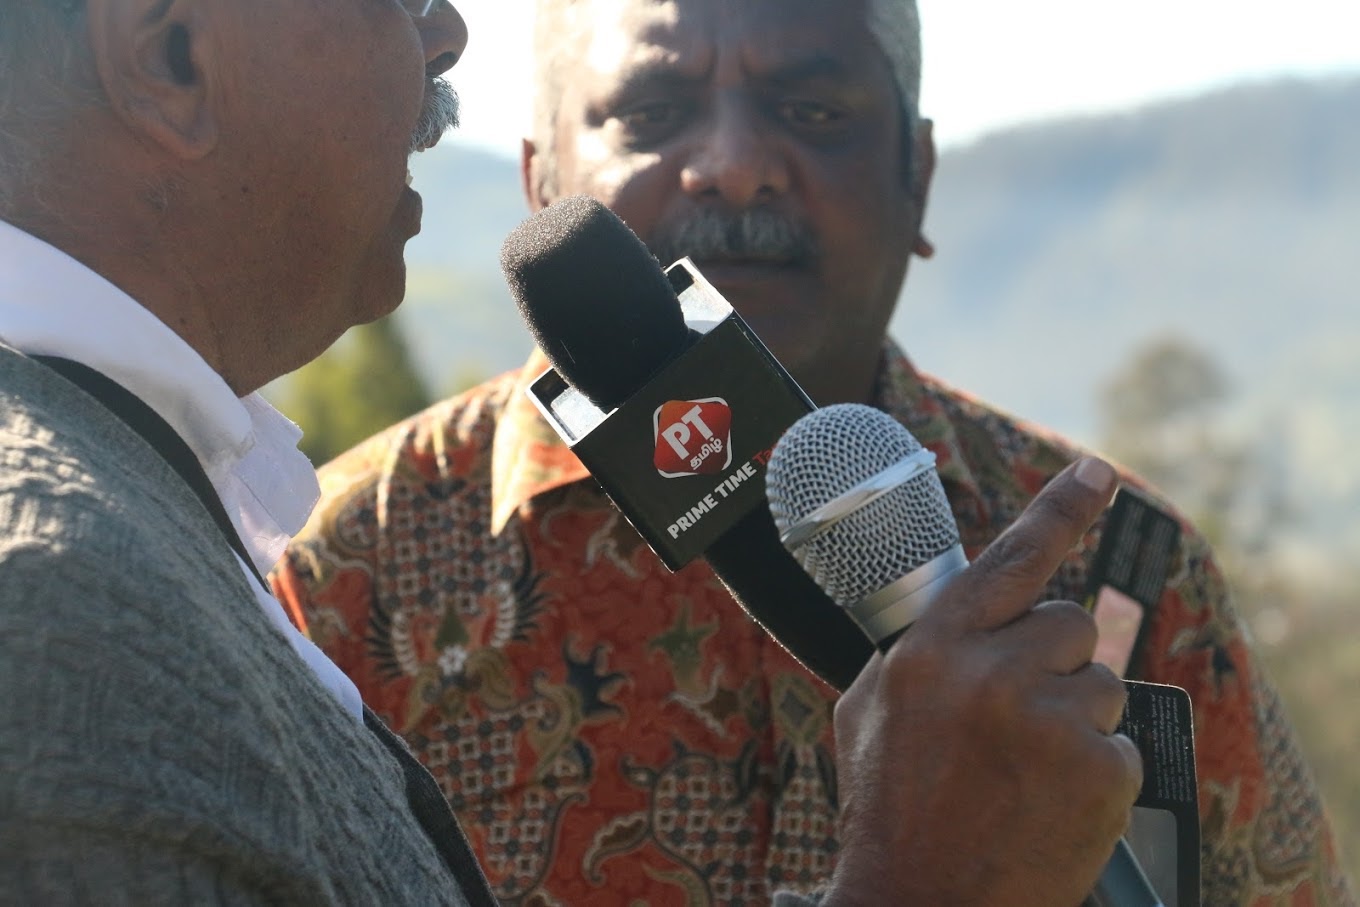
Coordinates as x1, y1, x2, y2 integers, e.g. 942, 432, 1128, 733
353, 257, 410, 325
368, 287, 407, 324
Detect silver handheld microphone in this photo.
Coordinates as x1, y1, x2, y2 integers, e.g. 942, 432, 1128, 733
767, 403, 967, 651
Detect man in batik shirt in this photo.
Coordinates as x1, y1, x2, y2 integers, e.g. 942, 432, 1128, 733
272, 0, 1354, 903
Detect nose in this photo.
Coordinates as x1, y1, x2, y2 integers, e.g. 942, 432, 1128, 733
680, 97, 791, 207
420, 1, 469, 77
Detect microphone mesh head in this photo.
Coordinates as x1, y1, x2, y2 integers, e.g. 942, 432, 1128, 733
767, 404, 959, 608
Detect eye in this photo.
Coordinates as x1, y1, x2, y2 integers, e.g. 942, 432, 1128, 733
779, 99, 845, 129
617, 101, 683, 132
610, 99, 692, 147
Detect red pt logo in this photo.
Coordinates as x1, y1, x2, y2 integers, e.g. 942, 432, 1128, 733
653, 398, 733, 478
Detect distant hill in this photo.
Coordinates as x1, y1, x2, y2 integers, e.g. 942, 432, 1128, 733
398, 146, 532, 394
388, 74, 1360, 557
897, 75, 1360, 558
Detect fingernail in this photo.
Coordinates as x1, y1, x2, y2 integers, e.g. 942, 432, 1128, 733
1074, 457, 1115, 494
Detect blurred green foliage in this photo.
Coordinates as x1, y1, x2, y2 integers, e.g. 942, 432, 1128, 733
1100, 335, 1359, 882
1253, 578, 1360, 883
268, 313, 437, 466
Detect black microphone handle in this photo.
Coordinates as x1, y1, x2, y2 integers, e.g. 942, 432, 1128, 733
703, 506, 875, 694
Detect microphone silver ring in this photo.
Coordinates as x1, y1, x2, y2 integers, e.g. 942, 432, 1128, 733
779, 447, 938, 551
853, 545, 969, 643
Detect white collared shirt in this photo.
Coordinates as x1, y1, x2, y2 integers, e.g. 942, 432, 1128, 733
0, 218, 362, 722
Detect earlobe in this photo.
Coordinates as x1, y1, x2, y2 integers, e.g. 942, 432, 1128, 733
912, 117, 937, 207
85, 0, 218, 160
910, 118, 937, 259
520, 138, 551, 213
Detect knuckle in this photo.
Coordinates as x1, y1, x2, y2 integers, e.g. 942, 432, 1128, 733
1065, 737, 1141, 827
880, 630, 951, 688
962, 652, 1024, 722
1087, 662, 1129, 709
884, 631, 1002, 717
1067, 614, 1101, 659
1101, 734, 1145, 805
973, 531, 1048, 587
1076, 663, 1129, 733
1031, 481, 1091, 529
1037, 599, 1098, 641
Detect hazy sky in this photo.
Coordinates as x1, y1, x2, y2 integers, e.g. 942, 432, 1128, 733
444, 0, 1360, 157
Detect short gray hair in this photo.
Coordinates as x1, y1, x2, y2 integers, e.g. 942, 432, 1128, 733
529, 0, 923, 195
866, 0, 923, 127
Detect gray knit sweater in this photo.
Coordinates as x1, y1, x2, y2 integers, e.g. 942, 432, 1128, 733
0, 344, 471, 905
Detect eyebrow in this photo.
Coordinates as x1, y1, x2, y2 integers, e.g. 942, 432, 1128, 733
604, 53, 862, 100
759, 55, 859, 88
604, 64, 702, 102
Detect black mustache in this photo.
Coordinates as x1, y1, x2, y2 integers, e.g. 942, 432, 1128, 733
649, 208, 819, 266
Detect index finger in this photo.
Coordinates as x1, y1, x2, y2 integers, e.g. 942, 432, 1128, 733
923, 457, 1118, 634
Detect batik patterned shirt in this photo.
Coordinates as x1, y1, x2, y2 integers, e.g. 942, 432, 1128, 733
273, 343, 1353, 906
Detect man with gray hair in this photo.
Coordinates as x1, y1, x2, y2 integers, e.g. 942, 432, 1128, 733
0, 0, 505, 902
275, 0, 1353, 904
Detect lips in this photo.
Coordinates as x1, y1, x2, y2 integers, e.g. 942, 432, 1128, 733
405, 79, 459, 190
405, 126, 439, 189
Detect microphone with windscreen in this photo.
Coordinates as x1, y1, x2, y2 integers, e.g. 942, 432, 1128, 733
502, 196, 874, 692
766, 403, 1167, 907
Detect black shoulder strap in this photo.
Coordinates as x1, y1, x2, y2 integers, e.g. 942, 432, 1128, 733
33, 355, 500, 906
33, 355, 266, 587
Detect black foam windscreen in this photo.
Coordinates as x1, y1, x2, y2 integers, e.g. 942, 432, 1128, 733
500, 196, 691, 412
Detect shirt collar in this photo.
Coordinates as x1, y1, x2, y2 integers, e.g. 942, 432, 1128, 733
0, 218, 320, 577
870, 342, 986, 513
489, 340, 985, 534
489, 347, 593, 534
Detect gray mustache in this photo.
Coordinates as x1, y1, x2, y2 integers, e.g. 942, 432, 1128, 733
410, 77, 460, 152
650, 209, 818, 266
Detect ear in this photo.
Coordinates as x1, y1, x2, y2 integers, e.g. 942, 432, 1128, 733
520, 137, 552, 213
910, 117, 937, 259
84, 0, 218, 159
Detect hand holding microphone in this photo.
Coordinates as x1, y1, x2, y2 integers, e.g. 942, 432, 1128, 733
771, 405, 1146, 907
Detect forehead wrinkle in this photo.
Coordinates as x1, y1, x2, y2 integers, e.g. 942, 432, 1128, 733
585, 0, 684, 75
593, 0, 880, 93
758, 55, 860, 88
584, 13, 719, 99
